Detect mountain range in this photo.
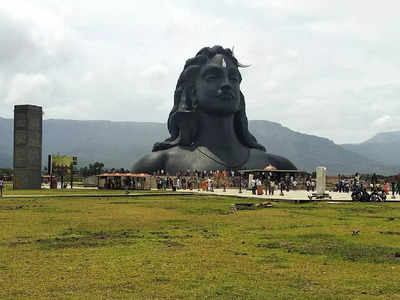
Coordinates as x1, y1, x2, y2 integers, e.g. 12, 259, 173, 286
0, 117, 399, 175
341, 132, 400, 167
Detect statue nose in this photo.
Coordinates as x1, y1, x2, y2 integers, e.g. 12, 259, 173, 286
221, 76, 232, 91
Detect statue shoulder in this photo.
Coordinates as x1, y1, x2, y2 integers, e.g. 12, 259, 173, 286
131, 150, 169, 173
248, 149, 297, 170
132, 147, 195, 174
266, 153, 297, 170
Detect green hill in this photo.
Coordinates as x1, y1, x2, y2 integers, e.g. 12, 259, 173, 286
0, 117, 398, 174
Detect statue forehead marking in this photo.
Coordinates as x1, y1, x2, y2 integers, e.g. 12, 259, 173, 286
209, 54, 232, 68
222, 58, 227, 68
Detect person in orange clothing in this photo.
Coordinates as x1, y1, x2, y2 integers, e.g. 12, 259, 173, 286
383, 182, 389, 195
202, 180, 207, 191
256, 178, 263, 195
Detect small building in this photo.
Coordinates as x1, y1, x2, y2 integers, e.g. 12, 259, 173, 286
82, 175, 98, 187
97, 173, 151, 190
41, 175, 58, 188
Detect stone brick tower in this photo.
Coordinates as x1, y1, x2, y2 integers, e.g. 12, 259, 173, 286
13, 105, 43, 189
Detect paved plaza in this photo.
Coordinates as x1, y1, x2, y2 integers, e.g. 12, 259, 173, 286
193, 188, 400, 202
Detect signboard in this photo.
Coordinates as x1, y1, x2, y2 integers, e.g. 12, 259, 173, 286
48, 155, 77, 175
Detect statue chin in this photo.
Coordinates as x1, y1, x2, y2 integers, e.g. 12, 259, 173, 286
195, 102, 240, 116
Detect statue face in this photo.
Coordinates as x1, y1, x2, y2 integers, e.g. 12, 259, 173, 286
194, 54, 241, 115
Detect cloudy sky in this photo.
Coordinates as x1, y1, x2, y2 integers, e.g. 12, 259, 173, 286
1, 0, 399, 144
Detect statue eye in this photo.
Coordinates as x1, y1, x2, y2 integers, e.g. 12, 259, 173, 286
204, 74, 217, 81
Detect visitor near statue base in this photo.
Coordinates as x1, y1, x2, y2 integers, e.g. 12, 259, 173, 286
0, 178, 3, 197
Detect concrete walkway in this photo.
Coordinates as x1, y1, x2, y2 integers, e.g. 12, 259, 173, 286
195, 188, 400, 202
2, 188, 400, 202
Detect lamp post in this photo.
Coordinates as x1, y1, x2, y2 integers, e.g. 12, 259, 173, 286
70, 164, 73, 189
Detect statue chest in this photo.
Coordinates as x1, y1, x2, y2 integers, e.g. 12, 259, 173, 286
165, 147, 269, 174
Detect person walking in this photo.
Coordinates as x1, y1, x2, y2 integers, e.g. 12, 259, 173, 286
306, 180, 310, 192
391, 182, 396, 198
384, 182, 389, 195
292, 179, 297, 190
251, 178, 256, 195
207, 177, 212, 191
264, 178, 271, 195
256, 178, 263, 195
0, 178, 3, 197
270, 180, 275, 195
279, 180, 285, 196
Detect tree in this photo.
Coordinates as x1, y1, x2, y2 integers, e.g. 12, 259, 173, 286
0, 168, 12, 176
79, 166, 89, 177
79, 162, 104, 177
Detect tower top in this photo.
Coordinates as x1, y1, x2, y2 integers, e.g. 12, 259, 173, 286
14, 105, 42, 112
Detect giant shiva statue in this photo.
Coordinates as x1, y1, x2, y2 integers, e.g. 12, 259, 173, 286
132, 46, 296, 174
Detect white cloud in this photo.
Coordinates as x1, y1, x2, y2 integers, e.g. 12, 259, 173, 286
372, 115, 392, 127
371, 115, 400, 133
0, 1, 400, 144
5, 73, 51, 105
140, 64, 169, 79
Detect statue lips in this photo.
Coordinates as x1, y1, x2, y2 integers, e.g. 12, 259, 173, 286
217, 92, 234, 101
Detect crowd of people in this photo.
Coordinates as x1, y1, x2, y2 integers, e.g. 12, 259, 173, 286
103, 176, 147, 190
153, 169, 308, 195
153, 169, 243, 191
336, 173, 400, 202
152, 169, 400, 202
351, 184, 388, 202
2, 170, 400, 202
249, 175, 305, 196
155, 176, 219, 191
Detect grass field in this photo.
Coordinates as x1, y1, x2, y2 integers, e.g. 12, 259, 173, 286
0, 194, 399, 299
